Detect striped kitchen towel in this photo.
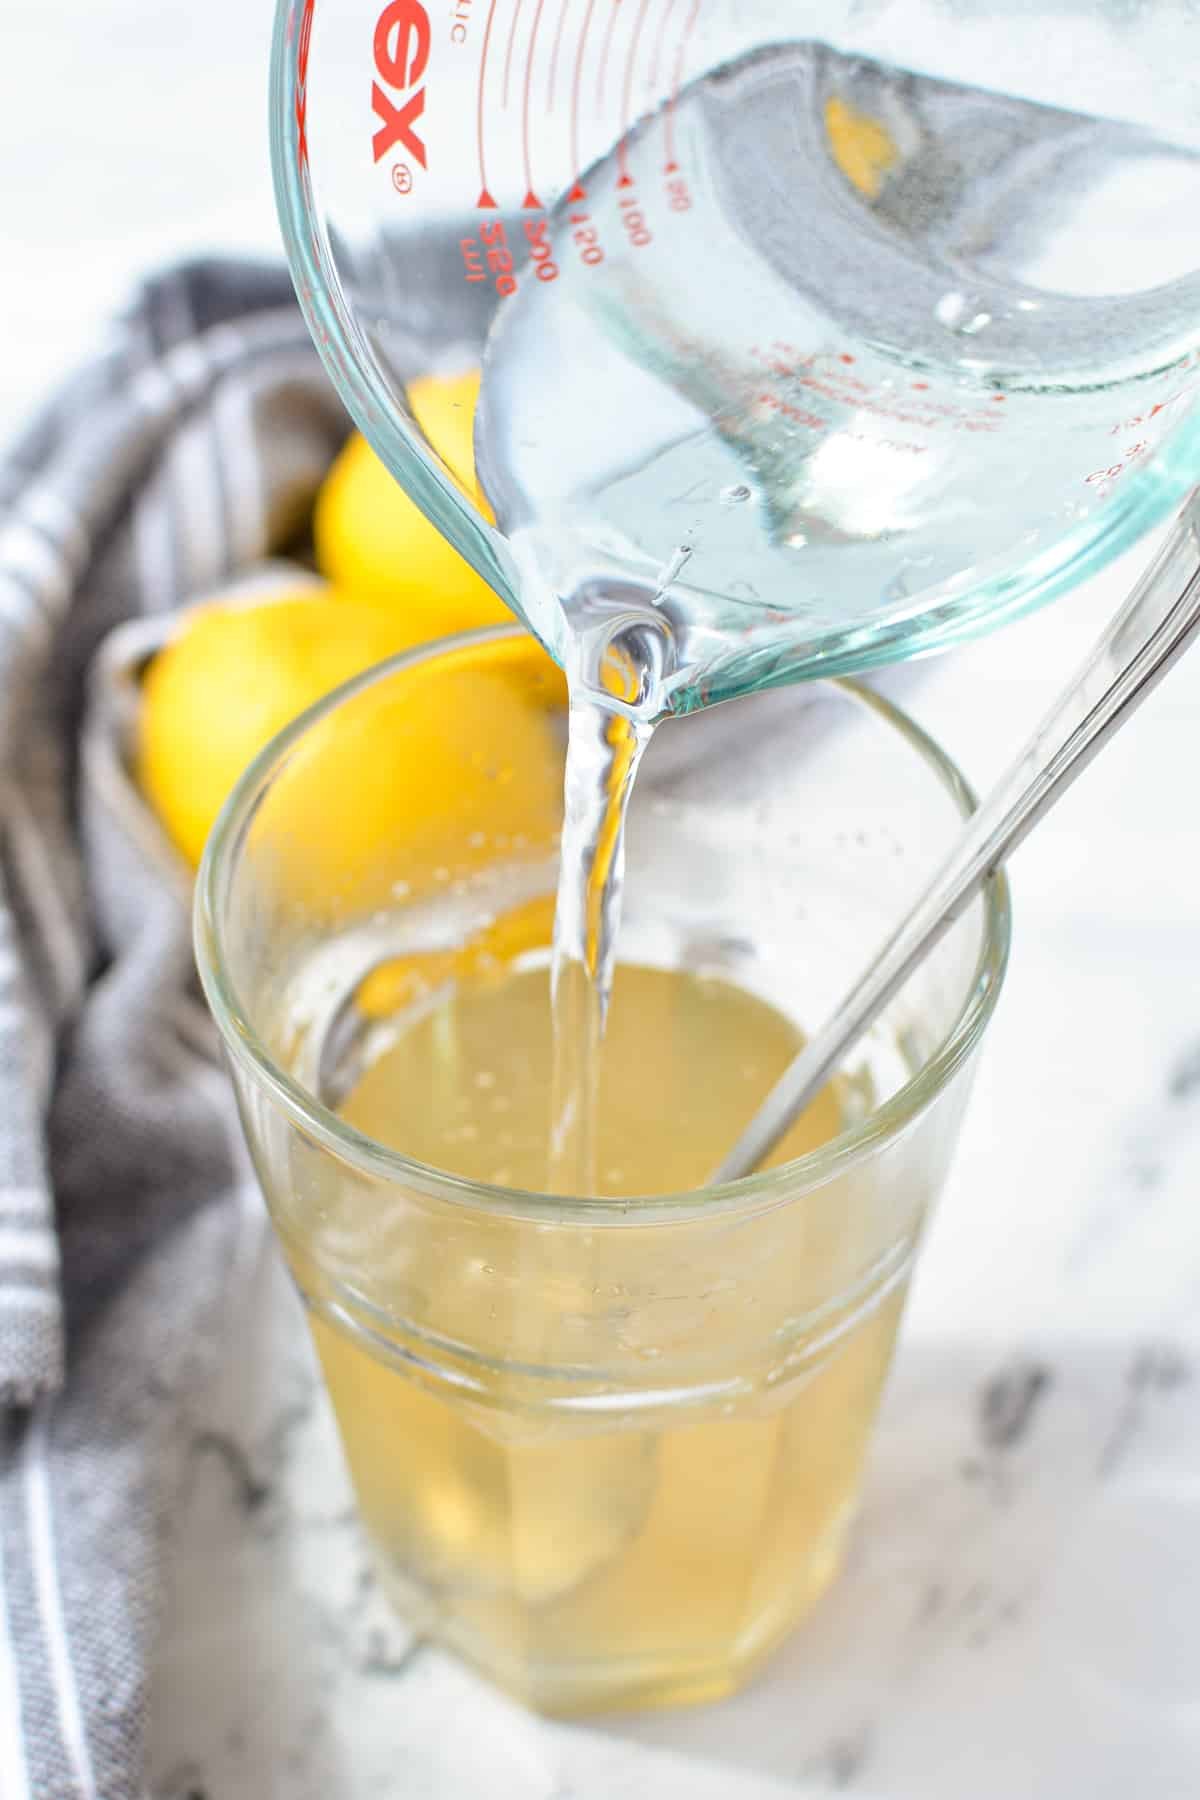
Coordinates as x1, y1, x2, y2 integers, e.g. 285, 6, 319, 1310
0, 256, 468, 1800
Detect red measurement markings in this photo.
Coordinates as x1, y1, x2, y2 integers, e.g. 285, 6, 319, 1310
647, 0, 677, 89
1109, 394, 1184, 436
521, 0, 549, 204
461, 217, 519, 293
569, 206, 605, 264
1086, 439, 1151, 488
749, 346, 1002, 435
618, 183, 651, 245
569, 0, 600, 195
293, 0, 316, 171
523, 214, 560, 280
757, 391, 828, 433
503, 0, 527, 106
663, 0, 701, 170
616, 0, 654, 184
475, 0, 501, 205
595, 0, 622, 115
546, 0, 572, 109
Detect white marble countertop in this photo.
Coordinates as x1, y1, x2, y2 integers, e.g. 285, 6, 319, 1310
8, 7, 1200, 1794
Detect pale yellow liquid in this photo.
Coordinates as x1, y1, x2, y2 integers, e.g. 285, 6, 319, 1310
310, 963, 908, 1713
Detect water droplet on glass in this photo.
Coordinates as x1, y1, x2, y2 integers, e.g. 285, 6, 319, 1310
652, 543, 693, 605
935, 291, 991, 336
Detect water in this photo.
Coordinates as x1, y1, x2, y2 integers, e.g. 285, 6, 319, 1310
547, 685, 651, 1194
315, 961, 886, 1713
471, 39, 1200, 1188
477, 39, 1200, 709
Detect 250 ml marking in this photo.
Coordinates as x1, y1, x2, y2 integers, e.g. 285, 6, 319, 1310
461, 218, 519, 294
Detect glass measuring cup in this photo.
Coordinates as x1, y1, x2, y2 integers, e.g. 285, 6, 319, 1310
194, 626, 1009, 1712
272, 0, 1200, 706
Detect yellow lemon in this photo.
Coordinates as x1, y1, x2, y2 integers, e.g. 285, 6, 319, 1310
268, 633, 566, 916
137, 588, 429, 869
824, 95, 899, 201
356, 891, 558, 1020
408, 368, 492, 510
314, 369, 512, 637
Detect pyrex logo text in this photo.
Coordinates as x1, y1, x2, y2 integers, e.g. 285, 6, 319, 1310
372, 0, 430, 170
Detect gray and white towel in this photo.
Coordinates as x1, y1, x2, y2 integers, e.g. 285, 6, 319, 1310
0, 259, 364, 1800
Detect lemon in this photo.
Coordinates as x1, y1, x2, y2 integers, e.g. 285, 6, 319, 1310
314, 369, 512, 637
408, 368, 491, 508
268, 633, 565, 914
137, 588, 427, 869
824, 96, 899, 201
356, 891, 557, 1019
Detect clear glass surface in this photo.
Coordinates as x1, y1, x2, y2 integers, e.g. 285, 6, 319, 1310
195, 626, 1009, 1713
272, 0, 1200, 704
